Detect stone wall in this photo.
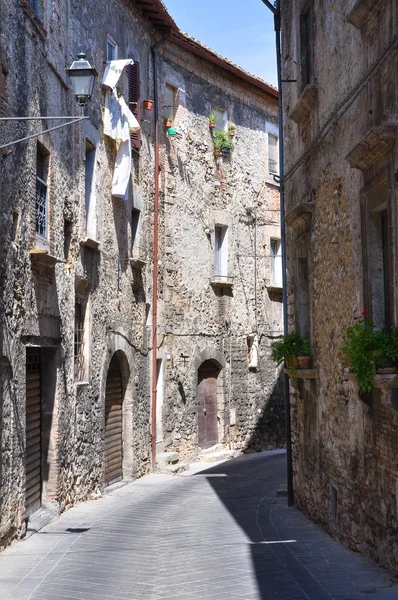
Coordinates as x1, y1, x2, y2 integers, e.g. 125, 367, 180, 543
0, 0, 159, 549
281, 0, 398, 574
156, 41, 285, 458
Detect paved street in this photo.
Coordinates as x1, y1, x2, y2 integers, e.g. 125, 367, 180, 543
1, 451, 397, 600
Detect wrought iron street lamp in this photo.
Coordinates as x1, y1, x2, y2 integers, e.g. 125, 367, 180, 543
0, 51, 98, 150
66, 52, 98, 107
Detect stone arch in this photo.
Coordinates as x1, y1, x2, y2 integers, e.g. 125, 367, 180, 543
101, 342, 134, 486
192, 347, 227, 450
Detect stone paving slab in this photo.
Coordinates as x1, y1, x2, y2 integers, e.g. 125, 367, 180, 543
0, 451, 397, 600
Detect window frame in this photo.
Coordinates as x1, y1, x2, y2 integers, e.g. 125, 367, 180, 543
35, 143, 49, 240
214, 225, 229, 279
212, 108, 228, 133
164, 83, 179, 122
106, 36, 118, 62
265, 122, 279, 183
300, 1, 313, 91
270, 238, 282, 288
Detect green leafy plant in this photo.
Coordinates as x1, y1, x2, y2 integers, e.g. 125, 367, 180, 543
271, 333, 311, 371
213, 131, 232, 150
228, 122, 236, 131
341, 311, 398, 392
208, 113, 217, 124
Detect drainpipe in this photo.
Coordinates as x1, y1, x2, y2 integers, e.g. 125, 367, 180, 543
151, 35, 170, 472
261, 0, 294, 506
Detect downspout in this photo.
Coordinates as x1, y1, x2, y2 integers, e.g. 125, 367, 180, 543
261, 0, 294, 506
151, 35, 170, 472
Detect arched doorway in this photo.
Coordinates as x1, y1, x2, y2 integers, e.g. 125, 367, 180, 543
105, 354, 124, 485
197, 360, 221, 449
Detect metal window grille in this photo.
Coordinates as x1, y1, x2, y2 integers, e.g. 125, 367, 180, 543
74, 298, 85, 381
36, 177, 47, 237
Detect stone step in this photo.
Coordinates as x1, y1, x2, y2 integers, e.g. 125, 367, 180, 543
156, 452, 180, 470
165, 462, 189, 474
199, 449, 239, 463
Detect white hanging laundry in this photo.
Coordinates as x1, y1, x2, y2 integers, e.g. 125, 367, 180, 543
102, 59, 134, 90
102, 59, 141, 198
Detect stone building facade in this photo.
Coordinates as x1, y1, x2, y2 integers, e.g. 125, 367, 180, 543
0, 0, 283, 549
281, 0, 398, 574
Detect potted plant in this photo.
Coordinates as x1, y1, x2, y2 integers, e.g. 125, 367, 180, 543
271, 333, 311, 373
341, 311, 398, 392
144, 99, 154, 110
213, 131, 233, 155
213, 135, 223, 156
228, 122, 236, 136
208, 113, 217, 129
164, 116, 173, 128
297, 338, 312, 369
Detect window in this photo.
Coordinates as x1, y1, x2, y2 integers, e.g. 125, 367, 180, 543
365, 199, 391, 329
85, 141, 97, 240
266, 122, 279, 181
247, 334, 258, 369
268, 135, 279, 177
215, 226, 228, 278
106, 37, 118, 62
36, 143, 49, 239
270, 239, 282, 287
128, 62, 141, 149
213, 108, 228, 133
131, 209, 140, 255
74, 285, 90, 382
300, 2, 313, 90
165, 84, 178, 122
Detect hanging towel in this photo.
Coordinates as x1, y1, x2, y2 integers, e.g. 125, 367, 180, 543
102, 59, 140, 198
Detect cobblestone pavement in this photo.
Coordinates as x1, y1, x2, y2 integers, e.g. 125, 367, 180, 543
1, 450, 398, 600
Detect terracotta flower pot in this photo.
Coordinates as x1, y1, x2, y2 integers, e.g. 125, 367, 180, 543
287, 358, 299, 369
376, 367, 397, 375
229, 130, 236, 137
209, 121, 216, 129
165, 119, 172, 128
144, 100, 154, 110
214, 148, 221, 157
298, 356, 312, 369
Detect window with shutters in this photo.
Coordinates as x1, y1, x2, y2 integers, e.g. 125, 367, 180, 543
36, 143, 49, 240
128, 62, 141, 150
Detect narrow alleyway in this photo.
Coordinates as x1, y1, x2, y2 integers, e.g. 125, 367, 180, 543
1, 451, 397, 600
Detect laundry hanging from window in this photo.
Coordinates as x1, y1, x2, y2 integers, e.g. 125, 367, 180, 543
102, 59, 140, 198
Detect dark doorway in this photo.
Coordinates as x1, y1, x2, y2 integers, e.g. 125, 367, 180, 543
197, 360, 220, 449
105, 354, 123, 485
25, 347, 42, 517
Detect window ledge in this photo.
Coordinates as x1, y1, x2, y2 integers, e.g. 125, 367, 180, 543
345, 124, 397, 171
265, 177, 280, 188
289, 84, 318, 125
344, 371, 398, 389
130, 257, 147, 269
347, 0, 382, 29
267, 284, 283, 293
283, 368, 318, 380
210, 278, 234, 289
80, 238, 100, 250
30, 249, 65, 267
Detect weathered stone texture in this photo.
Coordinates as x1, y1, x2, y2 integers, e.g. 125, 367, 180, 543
282, 0, 398, 575
156, 43, 285, 458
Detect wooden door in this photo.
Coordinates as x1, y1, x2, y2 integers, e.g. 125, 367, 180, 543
26, 348, 42, 516
197, 361, 220, 449
105, 355, 123, 485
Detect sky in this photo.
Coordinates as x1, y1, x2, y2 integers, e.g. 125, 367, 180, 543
162, 0, 277, 87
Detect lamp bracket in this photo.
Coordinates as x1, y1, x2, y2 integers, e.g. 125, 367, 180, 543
0, 116, 89, 150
